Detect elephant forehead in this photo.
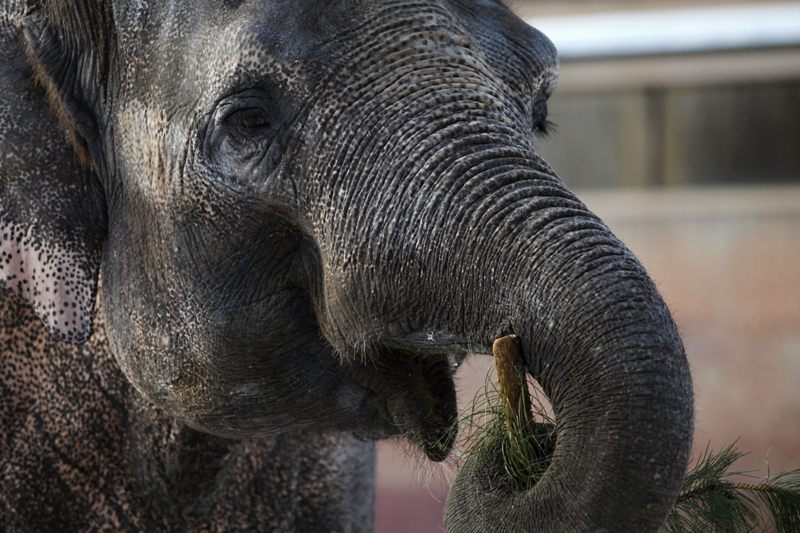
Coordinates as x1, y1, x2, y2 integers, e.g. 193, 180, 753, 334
114, 0, 352, 89
112, 1, 556, 109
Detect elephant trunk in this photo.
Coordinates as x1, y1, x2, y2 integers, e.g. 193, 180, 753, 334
306, 74, 693, 526
314, 158, 694, 528
439, 180, 694, 531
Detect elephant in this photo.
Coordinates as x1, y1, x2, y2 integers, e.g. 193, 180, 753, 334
0, 0, 694, 531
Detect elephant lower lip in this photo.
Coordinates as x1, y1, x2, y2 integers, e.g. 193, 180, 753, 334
422, 427, 456, 462
387, 352, 459, 463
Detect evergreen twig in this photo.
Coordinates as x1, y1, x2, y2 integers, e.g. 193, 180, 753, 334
666, 444, 800, 533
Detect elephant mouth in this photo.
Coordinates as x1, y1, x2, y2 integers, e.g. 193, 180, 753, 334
378, 349, 460, 462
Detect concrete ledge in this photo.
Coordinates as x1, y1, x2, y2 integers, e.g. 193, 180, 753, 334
555, 48, 800, 91
579, 186, 800, 223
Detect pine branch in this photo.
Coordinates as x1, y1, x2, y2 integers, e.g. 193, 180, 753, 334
665, 442, 800, 533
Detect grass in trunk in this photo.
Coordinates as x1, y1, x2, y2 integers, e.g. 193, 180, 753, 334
453, 334, 800, 531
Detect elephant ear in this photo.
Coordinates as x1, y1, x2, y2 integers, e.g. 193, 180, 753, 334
0, 13, 106, 344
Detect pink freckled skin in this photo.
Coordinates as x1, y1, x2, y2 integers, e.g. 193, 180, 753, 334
0, 221, 92, 343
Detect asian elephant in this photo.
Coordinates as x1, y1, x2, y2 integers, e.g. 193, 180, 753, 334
0, 0, 694, 531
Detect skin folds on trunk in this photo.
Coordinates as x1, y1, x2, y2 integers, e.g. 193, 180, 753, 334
314, 153, 694, 530
297, 22, 694, 522
436, 192, 694, 531
306, 86, 694, 525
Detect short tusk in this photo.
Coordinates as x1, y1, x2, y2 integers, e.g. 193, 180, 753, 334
493, 334, 534, 434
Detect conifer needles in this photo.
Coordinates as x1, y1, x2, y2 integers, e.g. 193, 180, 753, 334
666, 444, 800, 532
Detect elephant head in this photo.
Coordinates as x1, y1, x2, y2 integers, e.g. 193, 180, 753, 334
1, 0, 693, 530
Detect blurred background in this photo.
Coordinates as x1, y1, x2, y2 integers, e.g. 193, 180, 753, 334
374, 1, 800, 531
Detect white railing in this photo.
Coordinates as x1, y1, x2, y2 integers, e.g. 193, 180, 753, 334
528, 3, 800, 60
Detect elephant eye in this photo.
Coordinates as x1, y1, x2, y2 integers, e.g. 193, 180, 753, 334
204, 91, 283, 180
227, 107, 272, 138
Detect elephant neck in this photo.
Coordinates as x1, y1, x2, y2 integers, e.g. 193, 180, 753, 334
0, 290, 375, 531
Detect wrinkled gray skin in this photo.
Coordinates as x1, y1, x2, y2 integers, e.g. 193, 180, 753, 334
0, 0, 694, 531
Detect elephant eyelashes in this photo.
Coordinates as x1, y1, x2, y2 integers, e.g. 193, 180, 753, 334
214, 103, 275, 145
534, 118, 556, 140
531, 96, 555, 140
